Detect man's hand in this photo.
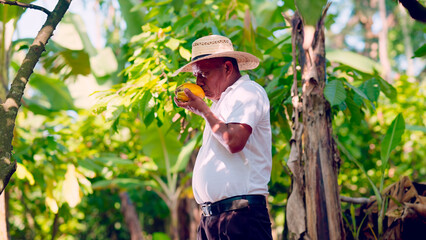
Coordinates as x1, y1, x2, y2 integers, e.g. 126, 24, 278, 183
174, 88, 209, 116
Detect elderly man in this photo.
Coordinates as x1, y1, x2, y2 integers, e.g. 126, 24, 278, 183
173, 35, 272, 240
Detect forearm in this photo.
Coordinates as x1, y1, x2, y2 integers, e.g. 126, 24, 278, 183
202, 109, 251, 154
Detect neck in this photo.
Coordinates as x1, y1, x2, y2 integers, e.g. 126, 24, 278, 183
228, 72, 242, 86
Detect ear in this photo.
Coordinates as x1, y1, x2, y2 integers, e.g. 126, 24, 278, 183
224, 61, 233, 75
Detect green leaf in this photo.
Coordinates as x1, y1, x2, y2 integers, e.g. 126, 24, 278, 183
377, 77, 397, 100
324, 80, 346, 106
179, 46, 191, 61
412, 43, 426, 58
28, 73, 75, 111
171, 133, 200, 173
92, 178, 146, 190
16, 163, 35, 185
165, 38, 180, 51
406, 125, 426, 133
78, 158, 104, 174
361, 78, 380, 102
117, 0, 145, 37
140, 123, 182, 173
345, 81, 369, 101
152, 232, 171, 240
172, 14, 195, 33
62, 165, 81, 208
381, 114, 405, 167
139, 91, 153, 116
0, 0, 35, 23
60, 49, 91, 76
94, 155, 135, 167
327, 50, 382, 75
345, 97, 362, 125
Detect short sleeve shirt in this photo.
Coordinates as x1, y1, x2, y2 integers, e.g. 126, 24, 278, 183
192, 75, 272, 204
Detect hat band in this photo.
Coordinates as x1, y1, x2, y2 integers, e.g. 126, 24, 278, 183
192, 54, 211, 61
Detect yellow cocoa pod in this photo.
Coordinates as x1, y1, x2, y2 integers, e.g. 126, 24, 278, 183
175, 83, 205, 102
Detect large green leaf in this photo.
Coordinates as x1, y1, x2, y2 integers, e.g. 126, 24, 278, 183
324, 80, 346, 106
381, 113, 405, 166
327, 50, 383, 75
140, 123, 182, 173
28, 73, 75, 111
118, 0, 145, 37
0, 0, 35, 23
171, 133, 200, 173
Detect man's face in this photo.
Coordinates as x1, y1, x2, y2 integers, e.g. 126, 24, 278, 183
192, 58, 227, 101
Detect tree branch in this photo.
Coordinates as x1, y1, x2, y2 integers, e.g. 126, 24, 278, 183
0, 0, 72, 195
0, 0, 51, 15
340, 196, 371, 205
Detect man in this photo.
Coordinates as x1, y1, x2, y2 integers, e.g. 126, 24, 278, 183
173, 35, 272, 240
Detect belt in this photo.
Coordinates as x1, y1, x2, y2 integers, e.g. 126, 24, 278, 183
200, 195, 266, 217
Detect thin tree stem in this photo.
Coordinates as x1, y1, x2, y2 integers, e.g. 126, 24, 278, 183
0, 0, 51, 15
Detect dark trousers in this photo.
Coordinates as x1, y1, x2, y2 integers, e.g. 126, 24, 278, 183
197, 205, 272, 240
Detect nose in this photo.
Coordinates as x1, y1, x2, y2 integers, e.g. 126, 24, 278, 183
196, 77, 204, 86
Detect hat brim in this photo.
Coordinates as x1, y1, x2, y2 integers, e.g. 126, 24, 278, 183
171, 51, 259, 77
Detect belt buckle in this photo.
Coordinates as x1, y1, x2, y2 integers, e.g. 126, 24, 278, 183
201, 203, 212, 216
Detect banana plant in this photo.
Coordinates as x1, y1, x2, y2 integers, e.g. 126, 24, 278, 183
90, 120, 200, 239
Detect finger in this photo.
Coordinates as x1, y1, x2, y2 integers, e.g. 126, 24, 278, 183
174, 97, 185, 107
184, 88, 197, 100
174, 96, 190, 108
174, 96, 180, 105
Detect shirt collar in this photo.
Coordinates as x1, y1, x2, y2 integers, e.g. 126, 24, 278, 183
213, 75, 250, 103
223, 74, 250, 93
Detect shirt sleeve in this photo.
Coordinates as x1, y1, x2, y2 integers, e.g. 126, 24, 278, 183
220, 83, 268, 129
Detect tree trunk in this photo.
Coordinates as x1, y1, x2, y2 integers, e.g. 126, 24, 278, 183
286, 6, 345, 240
0, 0, 72, 195
0, 192, 8, 240
378, 0, 392, 82
398, 4, 415, 80
119, 192, 144, 240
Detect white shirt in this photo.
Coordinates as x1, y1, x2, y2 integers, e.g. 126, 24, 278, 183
192, 75, 272, 204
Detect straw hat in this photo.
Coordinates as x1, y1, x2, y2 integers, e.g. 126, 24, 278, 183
172, 35, 259, 76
